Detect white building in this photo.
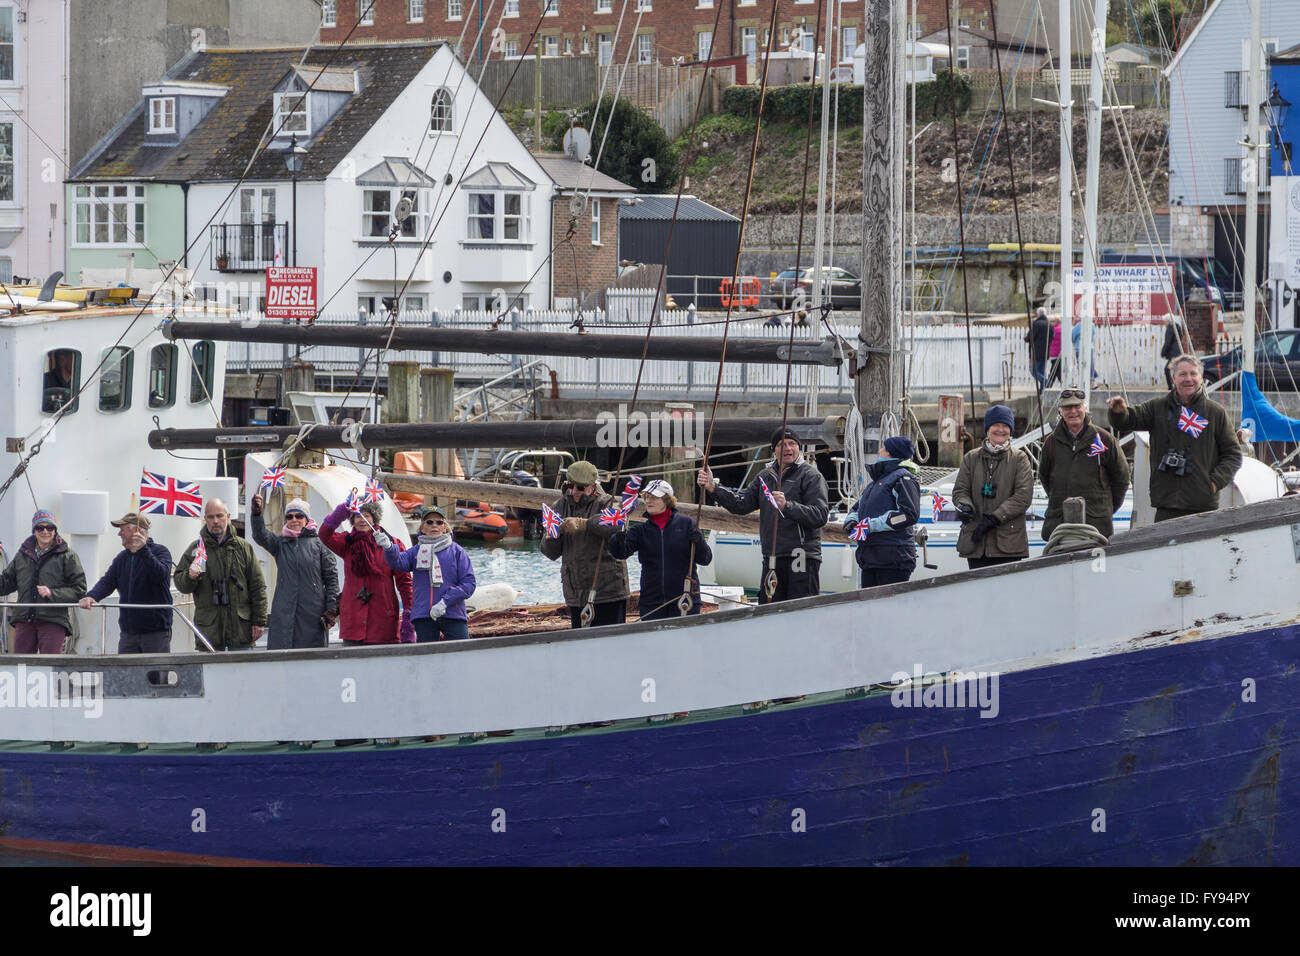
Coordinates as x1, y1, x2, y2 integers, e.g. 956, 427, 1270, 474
70, 42, 556, 318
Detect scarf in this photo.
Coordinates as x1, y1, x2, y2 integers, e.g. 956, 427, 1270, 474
419, 532, 453, 552
346, 528, 390, 577
984, 440, 1010, 455
281, 520, 319, 539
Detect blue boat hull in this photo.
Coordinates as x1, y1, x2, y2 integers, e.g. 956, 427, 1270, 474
1, 621, 1295, 865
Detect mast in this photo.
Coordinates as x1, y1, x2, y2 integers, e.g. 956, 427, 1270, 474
855, 0, 900, 430
806, 0, 834, 418
1059, 0, 1074, 383
1243, 0, 1263, 378
1080, 0, 1109, 402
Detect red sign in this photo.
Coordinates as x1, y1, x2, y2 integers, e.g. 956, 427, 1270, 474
1071, 264, 1178, 319
265, 267, 317, 319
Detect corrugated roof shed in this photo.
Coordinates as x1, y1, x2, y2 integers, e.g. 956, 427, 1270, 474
618, 195, 738, 222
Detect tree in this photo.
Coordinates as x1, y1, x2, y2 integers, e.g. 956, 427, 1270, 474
1134, 0, 1188, 53
550, 96, 679, 192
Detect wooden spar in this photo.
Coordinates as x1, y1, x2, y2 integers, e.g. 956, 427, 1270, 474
383, 472, 852, 544
162, 320, 844, 367
148, 416, 845, 451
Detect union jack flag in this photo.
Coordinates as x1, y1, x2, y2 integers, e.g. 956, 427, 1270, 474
621, 474, 643, 511
1087, 434, 1107, 458
849, 520, 870, 542
599, 506, 627, 529
260, 467, 286, 490
194, 538, 207, 566
363, 477, 386, 504
759, 477, 784, 515
139, 470, 204, 518
542, 503, 562, 538
1177, 407, 1208, 438
344, 489, 362, 514
932, 493, 948, 522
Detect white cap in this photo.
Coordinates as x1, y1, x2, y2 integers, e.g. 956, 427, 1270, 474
642, 479, 674, 498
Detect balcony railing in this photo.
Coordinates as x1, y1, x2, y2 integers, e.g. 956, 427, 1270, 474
1224, 69, 1272, 110
1224, 155, 1271, 195
210, 222, 289, 272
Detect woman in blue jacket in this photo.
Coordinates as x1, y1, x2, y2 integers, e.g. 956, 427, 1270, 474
843, 436, 922, 588
607, 480, 713, 621
377, 506, 476, 641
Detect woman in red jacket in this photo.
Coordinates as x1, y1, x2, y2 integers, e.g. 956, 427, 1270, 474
319, 498, 415, 645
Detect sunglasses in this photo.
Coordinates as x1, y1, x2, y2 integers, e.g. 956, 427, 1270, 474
1060, 389, 1085, 400
422, 516, 447, 524
285, 512, 307, 520
34, 525, 55, 532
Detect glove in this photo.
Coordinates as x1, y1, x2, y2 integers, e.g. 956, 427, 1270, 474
251, 494, 264, 516
955, 503, 975, 524
429, 599, 447, 620
561, 517, 587, 534
325, 502, 351, 527
399, 610, 416, 643
972, 514, 999, 541
866, 514, 891, 534
841, 512, 859, 534
372, 530, 393, 550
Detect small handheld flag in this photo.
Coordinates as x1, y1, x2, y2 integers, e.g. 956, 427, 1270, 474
260, 467, 286, 490
759, 477, 784, 515
542, 504, 562, 538
1087, 434, 1106, 458
344, 489, 362, 514
363, 477, 386, 504
139, 470, 204, 518
1177, 407, 1207, 438
621, 475, 643, 510
598, 506, 627, 529
932, 493, 948, 522
849, 521, 870, 542
194, 538, 207, 570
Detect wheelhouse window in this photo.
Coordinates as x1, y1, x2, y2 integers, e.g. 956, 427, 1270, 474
42, 349, 81, 414
431, 88, 453, 132
148, 344, 177, 409
189, 341, 215, 404
73, 184, 146, 246
98, 347, 134, 413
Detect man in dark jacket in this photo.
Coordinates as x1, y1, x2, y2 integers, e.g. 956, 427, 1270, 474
697, 427, 830, 603
1108, 354, 1241, 521
539, 460, 630, 628
1025, 307, 1051, 391
79, 512, 174, 654
1039, 391, 1130, 540
842, 436, 921, 588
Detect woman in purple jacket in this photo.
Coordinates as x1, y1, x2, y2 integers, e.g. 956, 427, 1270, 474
376, 506, 477, 641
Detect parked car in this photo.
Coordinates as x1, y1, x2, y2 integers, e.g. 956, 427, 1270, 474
769, 266, 863, 310
1201, 329, 1300, 389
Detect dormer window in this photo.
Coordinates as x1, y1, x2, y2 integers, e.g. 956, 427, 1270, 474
274, 90, 310, 136
150, 97, 176, 134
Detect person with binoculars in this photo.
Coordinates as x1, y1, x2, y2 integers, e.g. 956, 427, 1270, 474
952, 406, 1034, 569
1107, 354, 1241, 522
174, 499, 267, 651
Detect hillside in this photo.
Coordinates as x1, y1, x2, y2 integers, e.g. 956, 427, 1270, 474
676, 107, 1169, 220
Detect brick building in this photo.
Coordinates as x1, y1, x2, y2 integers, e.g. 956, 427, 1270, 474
536, 153, 636, 308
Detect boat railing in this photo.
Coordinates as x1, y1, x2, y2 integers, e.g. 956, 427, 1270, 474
0, 602, 216, 654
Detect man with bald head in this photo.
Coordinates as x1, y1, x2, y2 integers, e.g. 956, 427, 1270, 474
174, 498, 267, 650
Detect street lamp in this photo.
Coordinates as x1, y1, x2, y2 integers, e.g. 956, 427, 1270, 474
1264, 81, 1292, 173
283, 132, 306, 266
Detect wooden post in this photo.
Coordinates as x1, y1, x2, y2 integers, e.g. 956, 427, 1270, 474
937, 393, 964, 466
421, 367, 455, 511
386, 362, 420, 424
284, 361, 315, 395
664, 403, 698, 505
855, 0, 900, 446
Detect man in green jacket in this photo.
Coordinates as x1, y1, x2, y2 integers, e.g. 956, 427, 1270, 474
539, 460, 630, 628
1040, 389, 1130, 540
174, 498, 268, 650
1107, 354, 1242, 522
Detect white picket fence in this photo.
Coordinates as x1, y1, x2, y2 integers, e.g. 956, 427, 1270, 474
997, 322, 1167, 390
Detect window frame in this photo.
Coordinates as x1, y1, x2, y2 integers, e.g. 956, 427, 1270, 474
442, 0, 457, 22
591, 197, 601, 245
598, 33, 612, 65
358, 0, 375, 26
544, 0, 558, 15
0, 5, 15, 84
465, 188, 532, 244
595, 0, 611, 11
189, 341, 216, 405
697, 30, 712, 62
430, 87, 454, 133
42, 349, 82, 415
956, 45, 970, 70
274, 90, 311, 137
321, 0, 337, 28
149, 97, 176, 134
148, 344, 177, 409
505, 0, 519, 16
362, 187, 428, 240
637, 34, 653, 64
72, 183, 146, 247
0, 119, 13, 204
635, 0, 651, 11
98, 346, 135, 414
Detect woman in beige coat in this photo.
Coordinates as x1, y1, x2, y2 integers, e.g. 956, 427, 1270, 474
952, 405, 1034, 569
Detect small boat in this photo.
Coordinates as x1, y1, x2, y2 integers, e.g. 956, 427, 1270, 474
0, 283, 138, 305
454, 501, 512, 542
